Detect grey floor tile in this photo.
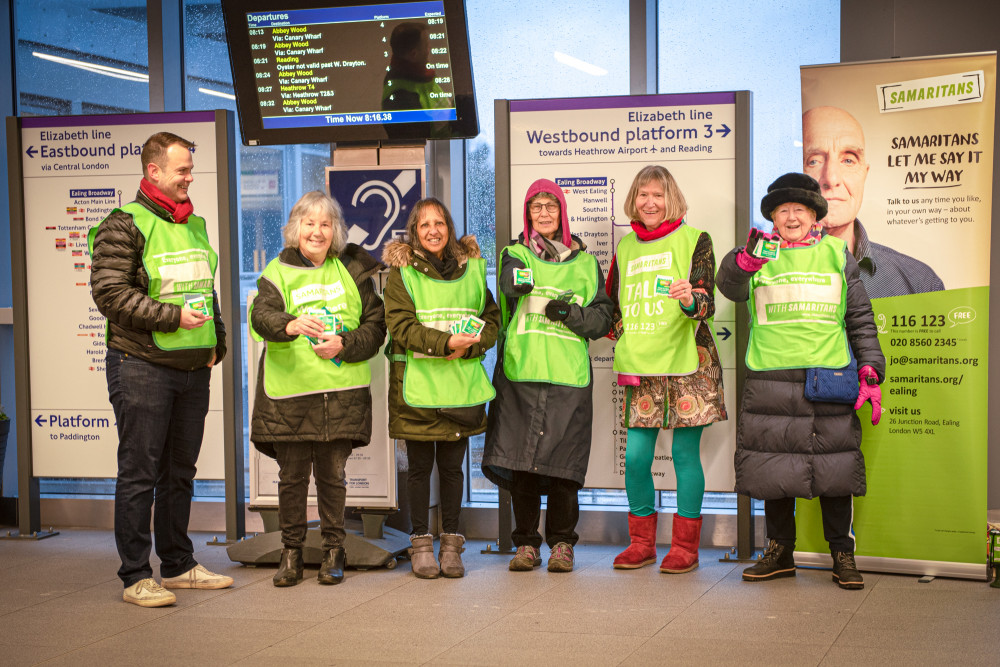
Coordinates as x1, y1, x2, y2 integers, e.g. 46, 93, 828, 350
654, 606, 852, 645
429, 626, 639, 666
0, 643, 71, 666
39, 615, 315, 666
0, 608, 152, 649
492, 598, 686, 637
0, 579, 91, 615
833, 610, 1000, 652
237, 656, 418, 667
0, 555, 119, 587
533, 563, 731, 607
690, 563, 873, 613
627, 637, 829, 667
855, 583, 1000, 619
821, 644, 999, 667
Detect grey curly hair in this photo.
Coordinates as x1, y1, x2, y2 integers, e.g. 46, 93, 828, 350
282, 191, 347, 258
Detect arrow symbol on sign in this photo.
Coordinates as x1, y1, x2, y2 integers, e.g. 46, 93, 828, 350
717, 124, 731, 138
26, 145, 38, 158
34, 415, 45, 426
716, 326, 731, 341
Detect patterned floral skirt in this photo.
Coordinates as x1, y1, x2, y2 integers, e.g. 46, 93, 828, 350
621, 323, 727, 429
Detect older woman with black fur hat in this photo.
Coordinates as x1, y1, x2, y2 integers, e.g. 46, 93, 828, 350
716, 173, 885, 590
382, 197, 501, 579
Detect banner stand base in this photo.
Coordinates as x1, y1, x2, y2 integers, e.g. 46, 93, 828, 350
0, 528, 59, 540
227, 519, 409, 570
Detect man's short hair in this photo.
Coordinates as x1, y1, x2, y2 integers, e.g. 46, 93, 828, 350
141, 132, 195, 177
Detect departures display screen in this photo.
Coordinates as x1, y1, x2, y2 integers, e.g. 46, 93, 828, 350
223, 0, 479, 145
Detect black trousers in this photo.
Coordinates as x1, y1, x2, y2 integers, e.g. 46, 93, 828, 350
764, 495, 856, 553
511, 470, 581, 549
406, 439, 467, 535
274, 440, 353, 550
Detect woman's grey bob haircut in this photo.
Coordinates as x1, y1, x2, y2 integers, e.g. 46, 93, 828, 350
282, 191, 348, 258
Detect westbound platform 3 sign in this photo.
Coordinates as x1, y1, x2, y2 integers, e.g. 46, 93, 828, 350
499, 92, 751, 492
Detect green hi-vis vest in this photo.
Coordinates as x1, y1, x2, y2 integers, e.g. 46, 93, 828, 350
746, 235, 850, 371
88, 202, 218, 351
397, 259, 495, 408
253, 256, 370, 399
500, 244, 598, 387
612, 224, 701, 376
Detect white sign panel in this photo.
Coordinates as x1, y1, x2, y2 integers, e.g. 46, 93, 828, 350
19, 112, 226, 478
507, 93, 742, 492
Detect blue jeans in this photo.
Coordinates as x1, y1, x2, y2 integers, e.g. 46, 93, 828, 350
106, 348, 211, 587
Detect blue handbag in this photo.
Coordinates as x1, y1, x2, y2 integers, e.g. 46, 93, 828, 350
803, 354, 859, 404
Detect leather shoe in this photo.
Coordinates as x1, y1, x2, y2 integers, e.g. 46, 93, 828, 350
318, 546, 346, 585
273, 547, 304, 587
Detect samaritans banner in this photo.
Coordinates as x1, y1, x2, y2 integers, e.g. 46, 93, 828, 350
796, 53, 995, 578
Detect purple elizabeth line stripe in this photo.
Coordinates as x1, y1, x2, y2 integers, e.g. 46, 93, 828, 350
509, 92, 737, 112
20, 111, 218, 128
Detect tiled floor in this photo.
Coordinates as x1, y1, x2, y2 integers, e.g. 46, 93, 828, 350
1, 528, 999, 666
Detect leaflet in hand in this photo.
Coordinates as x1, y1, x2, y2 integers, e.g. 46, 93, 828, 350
450, 315, 486, 336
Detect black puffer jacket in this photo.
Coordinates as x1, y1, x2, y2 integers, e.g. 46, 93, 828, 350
716, 244, 885, 499
90, 190, 227, 371
250, 245, 386, 455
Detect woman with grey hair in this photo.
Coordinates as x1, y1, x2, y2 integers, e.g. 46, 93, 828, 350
250, 190, 386, 588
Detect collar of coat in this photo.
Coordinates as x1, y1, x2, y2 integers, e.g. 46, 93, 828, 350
279, 243, 385, 283
381, 234, 482, 271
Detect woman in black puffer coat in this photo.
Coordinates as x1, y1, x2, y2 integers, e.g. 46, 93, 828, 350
716, 173, 885, 590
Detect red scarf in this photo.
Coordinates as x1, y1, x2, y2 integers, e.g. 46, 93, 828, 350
630, 217, 683, 241
140, 178, 194, 225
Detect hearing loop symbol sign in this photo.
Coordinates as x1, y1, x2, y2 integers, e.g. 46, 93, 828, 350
327, 166, 423, 256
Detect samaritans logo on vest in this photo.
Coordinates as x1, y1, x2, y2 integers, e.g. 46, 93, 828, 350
625, 251, 672, 277
290, 282, 346, 309
154, 249, 215, 298
754, 272, 843, 325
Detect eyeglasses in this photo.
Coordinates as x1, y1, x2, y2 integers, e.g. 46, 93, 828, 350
529, 202, 559, 213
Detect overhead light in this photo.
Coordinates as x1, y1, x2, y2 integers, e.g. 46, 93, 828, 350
554, 51, 607, 76
199, 87, 236, 100
32, 51, 148, 83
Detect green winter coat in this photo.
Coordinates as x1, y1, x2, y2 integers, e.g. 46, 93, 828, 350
382, 235, 501, 441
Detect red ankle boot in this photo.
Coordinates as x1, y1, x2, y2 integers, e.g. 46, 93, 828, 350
659, 514, 702, 573
613, 513, 658, 569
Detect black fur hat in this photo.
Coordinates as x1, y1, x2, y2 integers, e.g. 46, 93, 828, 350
760, 172, 828, 222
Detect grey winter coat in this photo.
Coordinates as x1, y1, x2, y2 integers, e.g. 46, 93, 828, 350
250, 245, 386, 456
716, 245, 885, 499
482, 235, 614, 489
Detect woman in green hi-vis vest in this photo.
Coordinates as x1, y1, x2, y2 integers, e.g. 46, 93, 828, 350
250, 192, 387, 589
608, 165, 728, 574
483, 178, 613, 574
717, 173, 884, 590
383, 198, 501, 579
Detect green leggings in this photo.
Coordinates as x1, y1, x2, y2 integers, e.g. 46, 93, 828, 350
625, 425, 705, 518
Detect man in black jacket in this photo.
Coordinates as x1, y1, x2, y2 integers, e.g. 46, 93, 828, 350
90, 132, 232, 607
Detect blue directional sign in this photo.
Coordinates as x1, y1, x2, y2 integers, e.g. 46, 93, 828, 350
326, 166, 425, 258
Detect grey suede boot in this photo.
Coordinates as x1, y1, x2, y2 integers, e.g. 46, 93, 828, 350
408, 534, 440, 579
438, 533, 466, 578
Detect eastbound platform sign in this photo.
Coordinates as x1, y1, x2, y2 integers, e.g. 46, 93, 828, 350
11, 111, 230, 478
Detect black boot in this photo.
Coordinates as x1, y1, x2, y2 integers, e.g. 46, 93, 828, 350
742, 540, 796, 581
831, 551, 864, 589
318, 546, 346, 585
273, 547, 304, 587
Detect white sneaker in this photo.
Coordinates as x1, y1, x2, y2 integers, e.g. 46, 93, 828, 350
123, 578, 177, 607
161, 564, 234, 590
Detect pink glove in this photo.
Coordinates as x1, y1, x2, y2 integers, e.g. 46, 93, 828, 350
617, 374, 640, 387
854, 365, 882, 425
735, 228, 771, 272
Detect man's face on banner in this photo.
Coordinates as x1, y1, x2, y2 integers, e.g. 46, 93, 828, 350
802, 106, 870, 233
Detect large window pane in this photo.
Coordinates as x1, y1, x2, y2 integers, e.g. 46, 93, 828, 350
184, 1, 331, 498
463, 0, 630, 503
15, 0, 149, 116
658, 0, 840, 228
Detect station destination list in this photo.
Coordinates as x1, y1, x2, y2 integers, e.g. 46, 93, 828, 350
245, 2, 459, 128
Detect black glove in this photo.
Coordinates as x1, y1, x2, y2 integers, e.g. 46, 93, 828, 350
745, 228, 767, 257
512, 281, 533, 296
545, 299, 570, 322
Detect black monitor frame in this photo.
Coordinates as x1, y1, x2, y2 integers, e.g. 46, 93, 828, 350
221, 0, 478, 145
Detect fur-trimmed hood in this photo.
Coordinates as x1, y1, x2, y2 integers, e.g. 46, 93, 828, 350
381, 234, 482, 269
